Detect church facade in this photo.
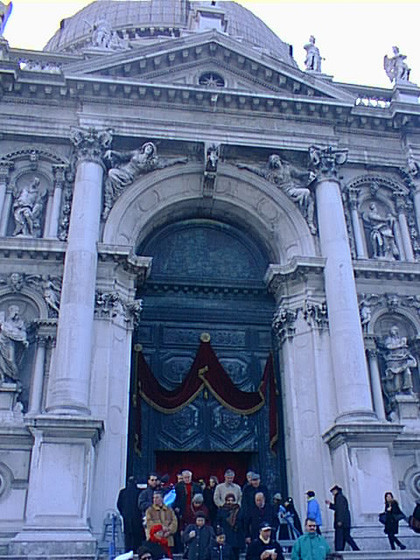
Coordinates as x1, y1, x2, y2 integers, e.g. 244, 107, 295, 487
0, 0, 420, 556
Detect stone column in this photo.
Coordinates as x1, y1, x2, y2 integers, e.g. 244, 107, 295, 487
0, 160, 13, 228
365, 337, 386, 421
28, 335, 47, 415
347, 186, 367, 258
46, 128, 112, 415
310, 146, 375, 422
46, 165, 66, 238
394, 193, 414, 261
0, 183, 13, 236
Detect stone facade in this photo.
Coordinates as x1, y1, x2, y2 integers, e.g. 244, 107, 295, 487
0, 0, 420, 557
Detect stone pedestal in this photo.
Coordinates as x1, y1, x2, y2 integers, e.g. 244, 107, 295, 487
10, 415, 103, 557
0, 383, 24, 424
392, 393, 420, 426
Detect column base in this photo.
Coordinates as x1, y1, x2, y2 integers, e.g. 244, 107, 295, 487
0, 383, 24, 424
335, 409, 378, 423
10, 528, 96, 558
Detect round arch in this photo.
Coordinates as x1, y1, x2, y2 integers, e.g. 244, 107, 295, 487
102, 162, 317, 263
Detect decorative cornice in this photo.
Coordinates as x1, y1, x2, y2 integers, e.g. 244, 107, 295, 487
354, 260, 420, 281
264, 257, 326, 296
322, 422, 403, 450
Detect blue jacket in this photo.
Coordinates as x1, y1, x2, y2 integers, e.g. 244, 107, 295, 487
306, 498, 322, 527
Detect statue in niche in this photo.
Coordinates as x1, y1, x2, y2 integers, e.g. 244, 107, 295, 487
0, 305, 28, 385
237, 154, 317, 234
384, 46, 411, 83
103, 142, 187, 218
42, 276, 61, 315
12, 177, 46, 237
304, 35, 322, 72
362, 202, 400, 260
382, 325, 417, 399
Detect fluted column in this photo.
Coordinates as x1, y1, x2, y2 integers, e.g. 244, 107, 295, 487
46, 127, 112, 414
0, 160, 13, 228
348, 187, 367, 258
28, 335, 47, 415
394, 194, 414, 261
365, 337, 386, 421
310, 146, 375, 422
46, 165, 66, 238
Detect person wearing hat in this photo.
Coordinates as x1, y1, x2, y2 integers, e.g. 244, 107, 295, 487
183, 511, 215, 560
306, 491, 322, 534
291, 518, 330, 560
214, 469, 242, 508
216, 493, 244, 560
210, 528, 235, 560
245, 522, 284, 560
325, 485, 359, 552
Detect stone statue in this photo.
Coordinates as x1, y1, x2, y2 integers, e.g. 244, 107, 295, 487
42, 276, 61, 315
0, 1, 12, 37
0, 305, 28, 385
384, 46, 411, 83
362, 202, 400, 260
382, 325, 417, 398
103, 142, 187, 218
12, 177, 46, 237
304, 35, 322, 72
89, 18, 128, 50
237, 154, 317, 234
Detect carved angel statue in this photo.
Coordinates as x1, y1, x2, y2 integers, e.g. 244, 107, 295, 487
103, 142, 187, 218
362, 202, 400, 261
304, 35, 322, 72
237, 154, 317, 234
12, 177, 47, 237
382, 325, 417, 398
0, 305, 28, 385
384, 46, 411, 83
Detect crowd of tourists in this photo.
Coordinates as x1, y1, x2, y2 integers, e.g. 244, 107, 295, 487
117, 469, 420, 560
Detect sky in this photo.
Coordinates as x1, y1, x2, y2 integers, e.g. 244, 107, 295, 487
2, 0, 420, 89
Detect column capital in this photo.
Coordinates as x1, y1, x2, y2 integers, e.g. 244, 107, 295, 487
70, 127, 113, 167
0, 159, 14, 184
393, 191, 408, 212
272, 305, 298, 344
309, 145, 348, 182
52, 164, 67, 187
347, 186, 361, 210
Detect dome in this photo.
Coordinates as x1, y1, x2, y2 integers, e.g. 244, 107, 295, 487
44, 0, 296, 66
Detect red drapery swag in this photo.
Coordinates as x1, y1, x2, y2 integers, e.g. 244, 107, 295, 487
134, 341, 278, 454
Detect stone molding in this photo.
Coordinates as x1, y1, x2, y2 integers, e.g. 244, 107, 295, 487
322, 422, 403, 451
265, 257, 326, 297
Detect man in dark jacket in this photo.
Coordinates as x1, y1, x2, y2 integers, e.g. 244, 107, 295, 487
244, 492, 277, 543
138, 473, 160, 515
183, 511, 215, 560
117, 476, 141, 552
175, 470, 202, 528
245, 522, 284, 560
325, 485, 359, 552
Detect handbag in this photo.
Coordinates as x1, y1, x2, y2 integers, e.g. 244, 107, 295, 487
394, 512, 406, 522
378, 512, 386, 525
408, 515, 420, 534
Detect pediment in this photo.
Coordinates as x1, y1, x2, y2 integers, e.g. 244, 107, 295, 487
64, 31, 355, 104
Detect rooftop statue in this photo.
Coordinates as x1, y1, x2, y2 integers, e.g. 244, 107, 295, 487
0, 1, 12, 37
303, 35, 322, 72
88, 18, 129, 50
384, 46, 411, 83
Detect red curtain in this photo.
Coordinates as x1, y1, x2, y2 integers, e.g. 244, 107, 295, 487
134, 341, 278, 453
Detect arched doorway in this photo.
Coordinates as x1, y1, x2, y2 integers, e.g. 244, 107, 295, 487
128, 218, 286, 492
